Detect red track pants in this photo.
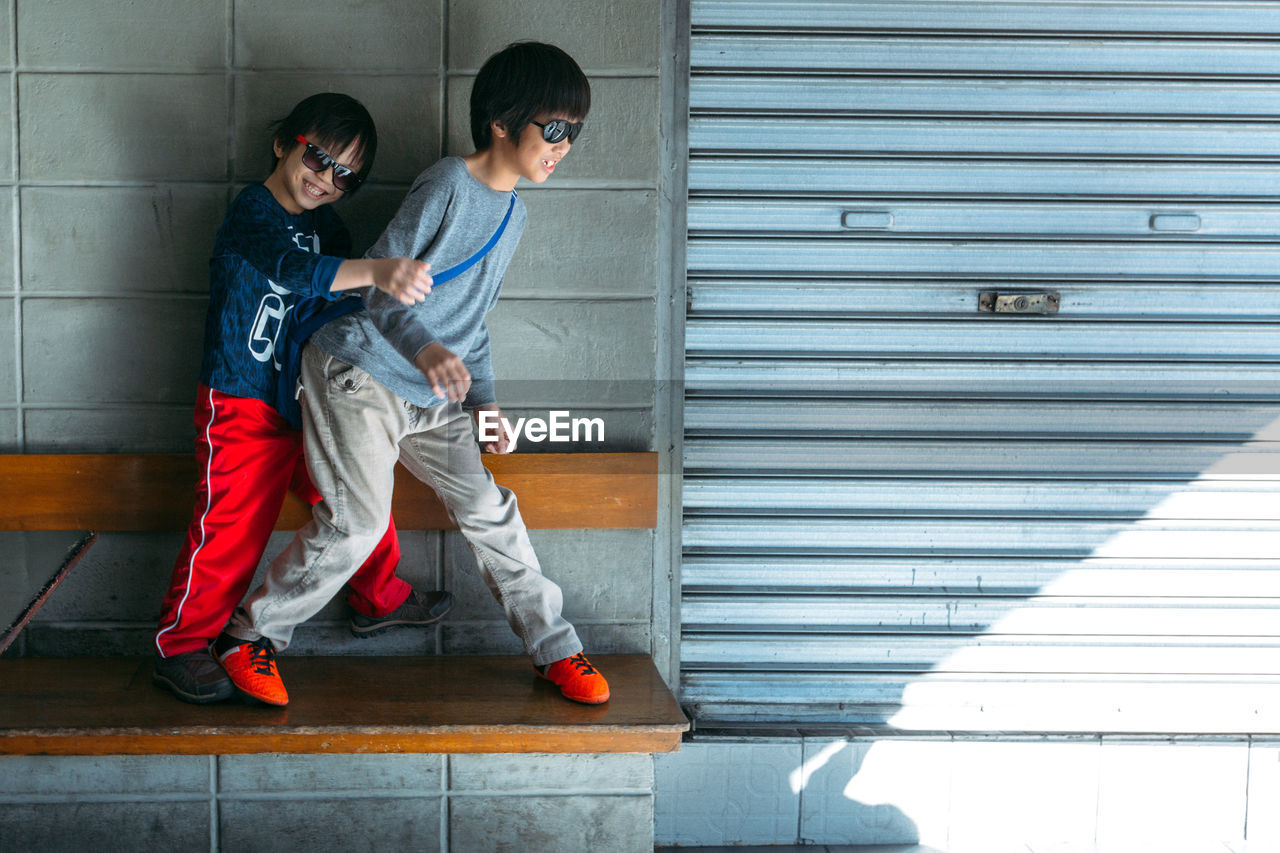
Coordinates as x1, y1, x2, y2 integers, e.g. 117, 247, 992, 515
154, 385, 410, 657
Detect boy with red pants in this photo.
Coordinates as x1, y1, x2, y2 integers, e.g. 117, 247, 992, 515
153, 93, 451, 704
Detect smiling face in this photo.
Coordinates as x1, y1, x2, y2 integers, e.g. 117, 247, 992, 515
264, 135, 363, 215
502, 114, 577, 185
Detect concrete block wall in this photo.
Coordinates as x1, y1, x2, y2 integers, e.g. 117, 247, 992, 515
2, 0, 662, 661
4, 1, 659, 454
0, 753, 654, 853
2, 1, 667, 850
20, 526, 654, 660
654, 736, 1280, 850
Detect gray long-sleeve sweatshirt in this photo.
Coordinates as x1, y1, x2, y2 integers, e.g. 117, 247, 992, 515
311, 156, 527, 408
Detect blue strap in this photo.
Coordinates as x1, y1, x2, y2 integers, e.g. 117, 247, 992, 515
275, 190, 518, 428
429, 190, 517, 285
291, 190, 516, 341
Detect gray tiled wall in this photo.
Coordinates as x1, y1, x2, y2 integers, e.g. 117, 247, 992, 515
2, 3, 664, 848
4, 0, 657, 452
4, 0, 661, 660
0, 753, 654, 853
655, 736, 1280, 849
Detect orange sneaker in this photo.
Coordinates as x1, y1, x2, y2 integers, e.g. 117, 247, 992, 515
217, 636, 289, 706
539, 653, 610, 704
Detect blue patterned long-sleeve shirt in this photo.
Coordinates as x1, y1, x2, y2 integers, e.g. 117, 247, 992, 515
198, 183, 348, 411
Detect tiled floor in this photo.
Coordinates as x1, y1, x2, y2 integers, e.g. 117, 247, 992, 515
656, 846, 944, 853
656, 847, 944, 853
655, 738, 1275, 851
656, 847, 938, 853
660, 840, 1259, 845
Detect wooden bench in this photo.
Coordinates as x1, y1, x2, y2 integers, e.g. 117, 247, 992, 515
0, 453, 687, 755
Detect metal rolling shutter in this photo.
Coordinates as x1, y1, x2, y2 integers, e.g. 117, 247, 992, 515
681, 0, 1280, 733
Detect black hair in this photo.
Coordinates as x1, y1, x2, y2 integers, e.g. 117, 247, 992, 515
268, 92, 377, 193
470, 42, 590, 151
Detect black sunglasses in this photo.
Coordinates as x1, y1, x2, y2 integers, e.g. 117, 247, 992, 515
530, 119, 583, 144
294, 135, 363, 191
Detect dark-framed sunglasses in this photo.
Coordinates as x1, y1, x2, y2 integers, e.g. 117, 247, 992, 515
294, 135, 363, 191
530, 119, 583, 144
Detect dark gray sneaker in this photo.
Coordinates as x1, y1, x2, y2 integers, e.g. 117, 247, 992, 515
350, 589, 454, 638
152, 648, 235, 704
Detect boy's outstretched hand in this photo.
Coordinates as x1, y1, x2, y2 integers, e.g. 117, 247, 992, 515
414, 342, 471, 402
371, 257, 432, 305
472, 404, 517, 454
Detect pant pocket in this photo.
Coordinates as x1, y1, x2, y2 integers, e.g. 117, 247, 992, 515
327, 359, 371, 395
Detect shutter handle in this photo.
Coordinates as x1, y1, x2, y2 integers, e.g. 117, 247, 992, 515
978, 291, 1060, 315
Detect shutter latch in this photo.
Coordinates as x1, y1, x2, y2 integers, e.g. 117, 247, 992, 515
978, 291, 1060, 315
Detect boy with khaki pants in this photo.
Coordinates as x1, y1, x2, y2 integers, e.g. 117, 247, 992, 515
218, 42, 608, 707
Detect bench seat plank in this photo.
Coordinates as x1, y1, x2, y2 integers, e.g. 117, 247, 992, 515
0, 654, 688, 755
0, 453, 658, 531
